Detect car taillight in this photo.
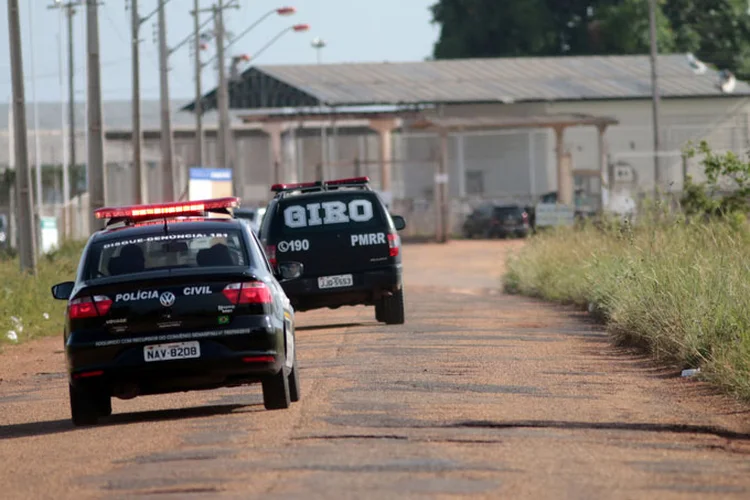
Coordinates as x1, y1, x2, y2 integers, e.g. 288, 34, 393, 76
69, 295, 112, 319
387, 233, 400, 257
265, 244, 277, 267
223, 282, 273, 304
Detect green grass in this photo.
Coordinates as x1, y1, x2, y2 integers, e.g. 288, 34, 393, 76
0, 240, 85, 351
504, 218, 750, 400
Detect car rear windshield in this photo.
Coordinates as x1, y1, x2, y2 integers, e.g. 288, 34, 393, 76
83, 229, 249, 280
273, 193, 386, 236
494, 206, 523, 216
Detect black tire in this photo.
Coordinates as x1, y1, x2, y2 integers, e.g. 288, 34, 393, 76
375, 302, 385, 322
98, 394, 113, 417
382, 288, 405, 325
69, 384, 107, 426
262, 368, 291, 410
288, 358, 301, 403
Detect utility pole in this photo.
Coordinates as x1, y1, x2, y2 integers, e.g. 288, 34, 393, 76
647, 0, 662, 196
68, 5, 76, 204
129, 0, 144, 203
7, 0, 37, 272
158, 0, 176, 201
193, 0, 204, 166
86, 0, 107, 233
215, 0, 230, 175
48, 1, 79, 238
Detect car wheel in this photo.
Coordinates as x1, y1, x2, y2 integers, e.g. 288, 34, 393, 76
262, 368, 291, 410
288, 358, 301, 403
375, 301, 385, 322
98, 394, 113, 417
69, 384, 107, 426
382, 288, 405, 325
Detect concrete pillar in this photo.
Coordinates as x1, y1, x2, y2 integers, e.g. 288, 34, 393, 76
436, 130, 450, 243
528, 131, 536, 201
262, 122, 283, 187
554, 126, 573, 206
597, 124, 609, 212
368, 118, 399, 192
456, 133, 466, 198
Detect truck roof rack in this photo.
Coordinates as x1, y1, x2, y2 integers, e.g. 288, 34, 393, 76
270, 177, 372, 196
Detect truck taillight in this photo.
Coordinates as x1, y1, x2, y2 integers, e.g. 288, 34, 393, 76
223, 282, 273, 304
265, 244, 277, 267
69, 295, 112, 319
387, 233, 400, 257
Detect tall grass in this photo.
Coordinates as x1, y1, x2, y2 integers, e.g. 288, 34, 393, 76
0, 240, 85, 350
504, 218, 750, 400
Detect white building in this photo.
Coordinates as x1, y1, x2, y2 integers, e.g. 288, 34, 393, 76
3, 53, 749, 237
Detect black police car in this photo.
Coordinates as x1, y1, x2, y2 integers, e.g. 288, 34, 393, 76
51, 197, 301, 426
257, 177, 407, 324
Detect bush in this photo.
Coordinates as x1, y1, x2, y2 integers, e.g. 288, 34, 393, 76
0, 241, 86, 351
504, 216, 750, 400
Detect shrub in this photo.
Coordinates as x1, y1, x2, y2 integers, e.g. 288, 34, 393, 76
504, 219, 750, 400
0, 240, 85, 350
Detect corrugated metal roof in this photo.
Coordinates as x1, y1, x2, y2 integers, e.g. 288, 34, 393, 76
0, 100, 239, 131
254, 54, 750, 106
408, 114, 619, 131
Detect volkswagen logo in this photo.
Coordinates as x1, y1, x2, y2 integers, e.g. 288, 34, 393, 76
159, 291, 175, 307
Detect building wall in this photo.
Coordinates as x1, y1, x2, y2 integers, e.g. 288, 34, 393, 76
548, 97, 750, 192
3, 96, 749, 226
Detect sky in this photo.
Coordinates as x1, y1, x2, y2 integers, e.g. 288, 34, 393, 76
0, 0, 440, 103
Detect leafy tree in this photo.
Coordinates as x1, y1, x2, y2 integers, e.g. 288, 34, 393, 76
431, 0, 750, 78
663, 0, 750, 79
431, 0, 558, 58
681, 141, 750, 218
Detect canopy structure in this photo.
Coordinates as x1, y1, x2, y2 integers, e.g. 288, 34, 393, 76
406, 114, 619, 242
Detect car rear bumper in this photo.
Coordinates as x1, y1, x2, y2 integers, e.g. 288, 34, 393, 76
281, 265, 402, 311
66, 317, 287, 396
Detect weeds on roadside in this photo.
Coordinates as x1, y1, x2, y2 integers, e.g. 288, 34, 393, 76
505, 141, 750, 400
0, 240, 85, 351
504, 218, 750, 400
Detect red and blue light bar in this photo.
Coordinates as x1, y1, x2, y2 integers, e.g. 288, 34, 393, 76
94, 197, 240, 220
270, 176, 370, 193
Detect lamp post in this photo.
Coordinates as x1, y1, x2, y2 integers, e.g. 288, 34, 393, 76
311, 36, 326, 64
647, 0, 661, 196
311, 37, 326, 178
200, 6, 297, 196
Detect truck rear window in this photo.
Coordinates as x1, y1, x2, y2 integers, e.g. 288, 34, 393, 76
273, 193, 386, 236
83, 229, 249, 280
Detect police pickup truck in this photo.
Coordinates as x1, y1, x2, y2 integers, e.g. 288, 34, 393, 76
258, 177, 407, 324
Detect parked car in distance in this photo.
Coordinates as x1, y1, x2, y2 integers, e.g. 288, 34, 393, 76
462, 203, 530, 239
234, 207, 267, 235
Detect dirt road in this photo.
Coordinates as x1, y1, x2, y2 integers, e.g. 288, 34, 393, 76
2, 240, 750, 499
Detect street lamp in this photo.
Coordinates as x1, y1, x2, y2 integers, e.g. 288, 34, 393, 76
206, 7, 297, 194
246, 24, 310, 62
311, 36, 326, 64
647, 0, 661, 196
226, 24, 310, 74
204, 6, 297, 66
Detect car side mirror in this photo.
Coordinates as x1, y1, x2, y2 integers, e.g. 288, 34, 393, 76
391, 215, 406, 231
51, 281, 75, 300
278, 261, 304, 281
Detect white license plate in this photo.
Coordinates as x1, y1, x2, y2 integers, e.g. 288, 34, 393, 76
144, 341, 200, 362
318, 274, 354, 289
